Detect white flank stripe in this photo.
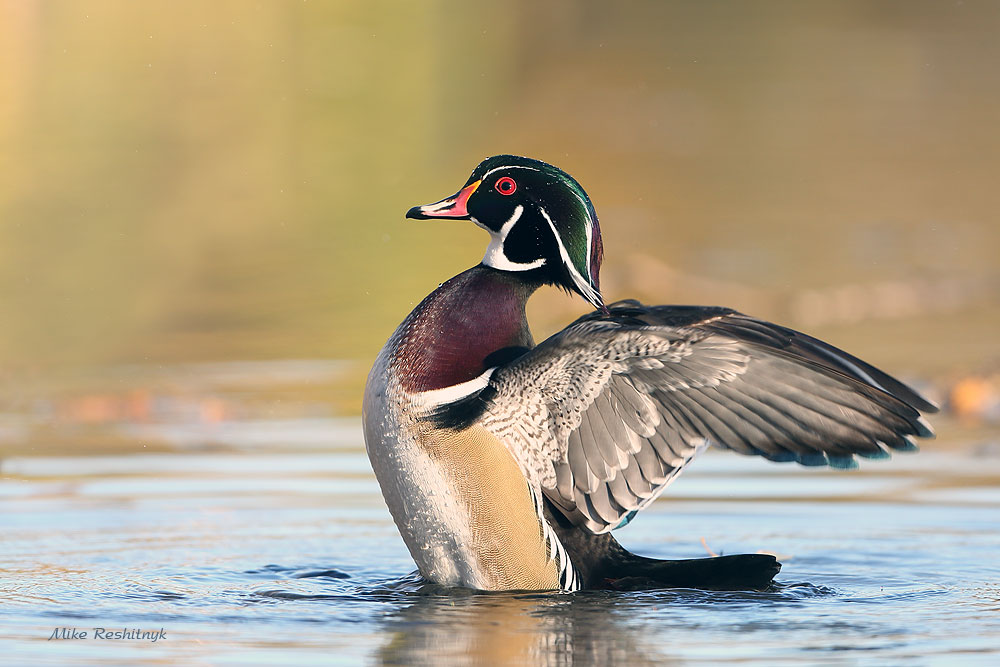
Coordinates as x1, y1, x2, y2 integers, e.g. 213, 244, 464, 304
410, 367, 497, 408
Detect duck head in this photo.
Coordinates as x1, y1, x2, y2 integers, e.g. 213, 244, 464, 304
406, 155, 605, 309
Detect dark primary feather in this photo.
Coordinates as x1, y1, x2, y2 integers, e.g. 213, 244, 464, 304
604, 300, 938, 414
484, 300, 937, 534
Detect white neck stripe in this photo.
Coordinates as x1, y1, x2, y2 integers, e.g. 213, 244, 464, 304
538, 206, 602, 306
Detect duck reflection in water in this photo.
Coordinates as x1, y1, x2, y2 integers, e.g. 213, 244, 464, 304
377, 588, 671, 667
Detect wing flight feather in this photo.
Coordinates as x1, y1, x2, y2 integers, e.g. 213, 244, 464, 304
481, 302, 937, 534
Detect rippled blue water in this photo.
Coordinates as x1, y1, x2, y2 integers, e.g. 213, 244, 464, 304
2, 419, 998, 665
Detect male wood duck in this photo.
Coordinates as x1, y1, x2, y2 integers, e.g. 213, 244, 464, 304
363, 155, 938, 592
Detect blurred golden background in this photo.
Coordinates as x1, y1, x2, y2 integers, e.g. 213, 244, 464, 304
2, 1, 998, 451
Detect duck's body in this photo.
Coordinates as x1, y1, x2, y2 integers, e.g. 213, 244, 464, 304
364, 266, 568, 590
364, 155, 937, 592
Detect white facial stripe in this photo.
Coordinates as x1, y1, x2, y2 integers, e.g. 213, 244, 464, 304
480, 164, 542, 181
481, 164, 595, 284
538, 207, 603, 306
481, 205, 547, 272
410, 367, 497, 408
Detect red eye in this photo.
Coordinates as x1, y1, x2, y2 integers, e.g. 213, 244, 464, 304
495, 176, 517, 195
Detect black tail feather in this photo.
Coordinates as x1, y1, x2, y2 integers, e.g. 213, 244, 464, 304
602, 553, 780, 591
544, 499, 780, 591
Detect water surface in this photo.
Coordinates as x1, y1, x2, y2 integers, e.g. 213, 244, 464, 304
2, 419, 998, 665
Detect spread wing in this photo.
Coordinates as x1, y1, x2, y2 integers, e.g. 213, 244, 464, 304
481, 301, 938, 534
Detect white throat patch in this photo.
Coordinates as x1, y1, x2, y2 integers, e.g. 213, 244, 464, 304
479, 205, 547, 272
